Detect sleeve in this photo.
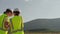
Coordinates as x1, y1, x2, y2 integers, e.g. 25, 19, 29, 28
3, 17, 12, 30
3, 17, 9, 30
21, 16, 24, 30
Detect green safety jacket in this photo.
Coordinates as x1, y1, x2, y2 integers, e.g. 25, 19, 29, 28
0, 14, 7, 34
0, 14, 7, 29
11, 16, 24, 34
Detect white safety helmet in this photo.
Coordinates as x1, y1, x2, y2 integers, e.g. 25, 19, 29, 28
13, 8, 21, 12
14, 8, 19, 11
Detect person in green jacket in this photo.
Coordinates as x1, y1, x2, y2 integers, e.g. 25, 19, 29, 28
10, 8, 24, 34
0, 9, 12, 34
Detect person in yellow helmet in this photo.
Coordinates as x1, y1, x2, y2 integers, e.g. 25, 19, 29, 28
0, 9, 12, 34
10, 8, 24, 34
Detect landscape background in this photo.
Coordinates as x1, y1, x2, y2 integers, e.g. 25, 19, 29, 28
0, 0, 60, 34
24, 18, 60, 34
24, 18, 60, 32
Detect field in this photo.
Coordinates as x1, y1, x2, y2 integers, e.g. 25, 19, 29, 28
25, 32, 60, 34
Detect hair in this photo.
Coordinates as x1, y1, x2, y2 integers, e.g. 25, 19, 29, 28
5, 9, 12, 14
13, 11, 20, 16
4, 12, 6, 14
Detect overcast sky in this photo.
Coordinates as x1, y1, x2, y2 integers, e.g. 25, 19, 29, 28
0, 0, 60, 22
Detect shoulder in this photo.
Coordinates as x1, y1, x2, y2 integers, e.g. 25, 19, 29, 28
19, 16, 23, 18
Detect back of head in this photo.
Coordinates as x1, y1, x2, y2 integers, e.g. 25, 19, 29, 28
13, 8, 20, 16
5, 9, 12, 16
5, 9, 12, 13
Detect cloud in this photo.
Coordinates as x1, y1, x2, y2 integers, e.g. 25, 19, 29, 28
25, 0, 32, 2
25, 0, 29, 2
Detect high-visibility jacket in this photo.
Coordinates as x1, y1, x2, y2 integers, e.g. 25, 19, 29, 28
0, 14, 7, 34
0, 14, 7, 28
11, 16, 24, 34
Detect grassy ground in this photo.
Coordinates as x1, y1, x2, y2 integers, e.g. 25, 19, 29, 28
25, 31, 60, 34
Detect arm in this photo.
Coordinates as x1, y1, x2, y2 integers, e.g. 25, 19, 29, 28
21, 16, 24, 30
3, 17, 10, 30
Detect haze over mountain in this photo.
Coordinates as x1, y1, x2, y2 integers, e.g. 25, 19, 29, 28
24, 18, 60, 32
1, 0, 60, 22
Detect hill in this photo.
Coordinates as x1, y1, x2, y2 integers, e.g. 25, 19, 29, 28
24, 18, 60, 32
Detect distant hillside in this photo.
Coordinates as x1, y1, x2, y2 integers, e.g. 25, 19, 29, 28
24, 18, 60, 32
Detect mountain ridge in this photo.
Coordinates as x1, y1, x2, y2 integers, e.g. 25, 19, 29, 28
24, 18, 60, 31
